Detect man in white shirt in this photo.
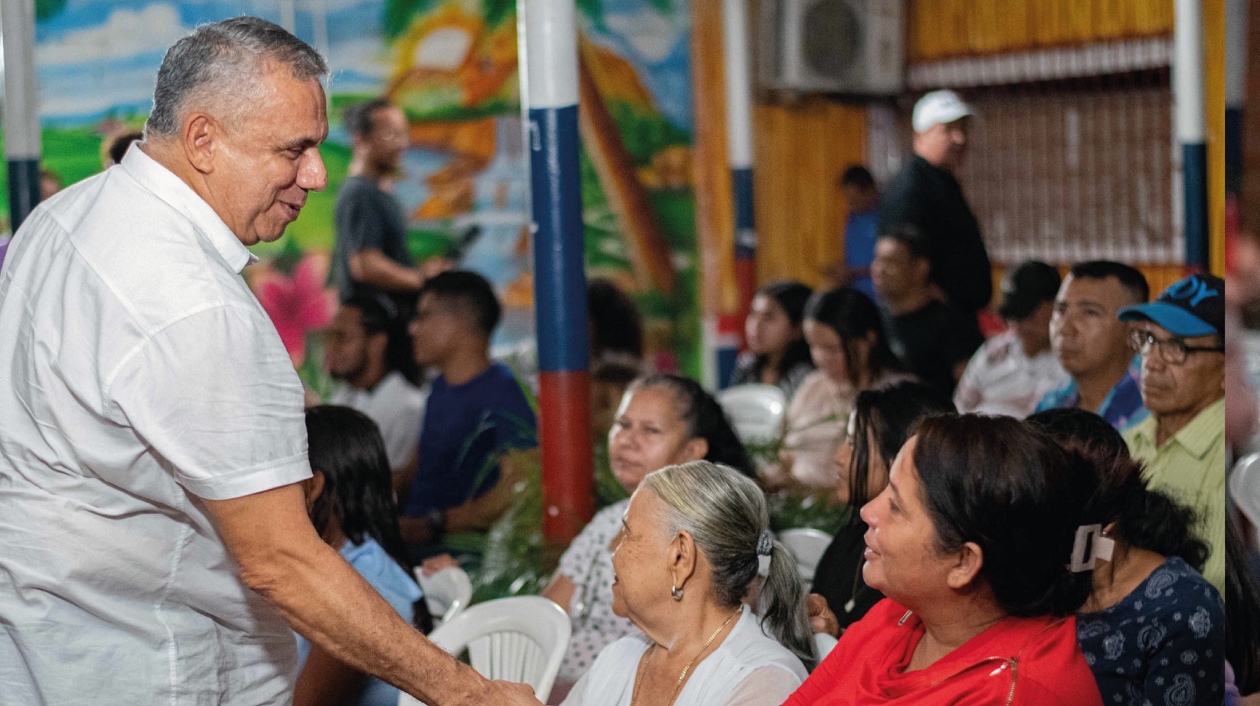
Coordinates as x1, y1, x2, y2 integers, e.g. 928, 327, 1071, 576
954, 260, 1069, 418
0, 17, 535, 706
326, 294, 427, 478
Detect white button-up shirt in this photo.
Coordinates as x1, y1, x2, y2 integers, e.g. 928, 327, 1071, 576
0, 147, 312, 705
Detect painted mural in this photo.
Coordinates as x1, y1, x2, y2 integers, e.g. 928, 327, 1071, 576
3, 0, 700, 387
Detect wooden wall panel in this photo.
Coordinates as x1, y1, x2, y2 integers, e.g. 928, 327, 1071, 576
751, 99, 867, 287
907, 0, 1175, 62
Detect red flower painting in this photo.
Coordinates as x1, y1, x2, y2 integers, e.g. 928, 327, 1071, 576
251, 253, 336, 368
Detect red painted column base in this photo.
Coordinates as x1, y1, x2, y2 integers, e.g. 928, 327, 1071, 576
538, 370, 595, 545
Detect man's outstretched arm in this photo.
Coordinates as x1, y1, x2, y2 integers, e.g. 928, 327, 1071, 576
201, 483, 540, 706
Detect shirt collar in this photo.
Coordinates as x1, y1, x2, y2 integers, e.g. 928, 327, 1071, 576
1163, 397, 1225, 459
121, 146, 259, 273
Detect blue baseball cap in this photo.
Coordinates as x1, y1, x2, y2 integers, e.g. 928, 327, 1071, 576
1117, 273, 1223, 337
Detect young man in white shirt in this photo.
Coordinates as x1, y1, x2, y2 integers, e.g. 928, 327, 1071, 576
326, 294, 427, 480
954, 260, 1069, 418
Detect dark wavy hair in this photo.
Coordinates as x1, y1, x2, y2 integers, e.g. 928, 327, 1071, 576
305, 406, 432, 632
588, 278, 644, 360
846, 381, 955, 510
750, 281, 814, 380
910, 415, 1099, 617
1026, 408, 1208, 571
630, 374, 755, 478
803, 287, 901, 387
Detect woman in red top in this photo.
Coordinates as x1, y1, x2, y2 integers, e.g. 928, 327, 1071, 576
784, 415, 1104, 706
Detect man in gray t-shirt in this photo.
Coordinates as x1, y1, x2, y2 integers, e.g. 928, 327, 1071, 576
333, 98, 445, 304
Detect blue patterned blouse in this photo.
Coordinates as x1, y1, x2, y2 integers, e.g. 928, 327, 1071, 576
1077, 556, 1224, 706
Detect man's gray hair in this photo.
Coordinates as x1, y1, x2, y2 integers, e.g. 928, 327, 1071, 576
641, 461, 816, 664
146, 16, 328, 137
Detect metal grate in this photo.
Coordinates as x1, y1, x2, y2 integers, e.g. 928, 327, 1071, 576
876, 70, 1176, 265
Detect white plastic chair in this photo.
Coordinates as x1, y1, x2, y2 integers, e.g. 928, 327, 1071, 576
777, 528, 834, 582
1231, 453, 1260, 547
415, 566, 473, 626
398, 596, 571, 705
716, 384, 788, 446
814, 632, 839, 660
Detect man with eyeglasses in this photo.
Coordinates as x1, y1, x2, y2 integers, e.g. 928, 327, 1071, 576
331, 98, 449, 308
1119, 273, 1226, 590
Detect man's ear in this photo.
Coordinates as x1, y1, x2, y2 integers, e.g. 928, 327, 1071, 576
945, 541, 984, 591
366, 331, 389, 363
183, 112, 221, 175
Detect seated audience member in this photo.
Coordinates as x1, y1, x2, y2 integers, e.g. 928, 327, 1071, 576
871, 225, 983, 396
325, 295, 426, 481
542, 374, 754, 690
102, 130, 144, 168
588, 277, 645, 364
590, 357, 643, 443
1226, 515, 1260, 705
767, 288, 911, 491
1029, 408, 1223, 706
1118, 273, 1226, 590
561, 460, 812, 706
398, 271, 537, 558
729, 280, 815, 400
294, 406, 433, 706
954, 260, 1068, 418
784, 415, 1104, 706
1035, 260, 1150, 431
809, 382, 955, 636
824, 165, 880, 299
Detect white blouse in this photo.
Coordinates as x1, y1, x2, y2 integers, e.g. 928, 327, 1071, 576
556, 499, 639, 681
560, 606, 808, 706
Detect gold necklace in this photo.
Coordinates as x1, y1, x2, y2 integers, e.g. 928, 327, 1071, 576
629, 606, 743, 706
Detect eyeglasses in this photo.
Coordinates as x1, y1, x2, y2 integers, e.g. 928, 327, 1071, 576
1129, 330, 1223, 365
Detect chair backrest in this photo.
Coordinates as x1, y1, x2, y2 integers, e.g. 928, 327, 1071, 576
1231, 453, 1260, 546
777, 528, 834, 582
415, 566, 473, 626
399, 596, 571, 705
715, 384, 788, 446
814, 632, 839, 660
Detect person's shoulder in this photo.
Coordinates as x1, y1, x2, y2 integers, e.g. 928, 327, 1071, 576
718, 610, 809, 681
1139, 557, 1223, 611
379, 371, 427, 407
1010, 616, 1103, 705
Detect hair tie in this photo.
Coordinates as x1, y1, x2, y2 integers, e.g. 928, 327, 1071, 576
756, 529, 774, 576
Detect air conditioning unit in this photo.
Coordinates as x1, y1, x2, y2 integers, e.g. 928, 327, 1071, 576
759, 0, 904, 96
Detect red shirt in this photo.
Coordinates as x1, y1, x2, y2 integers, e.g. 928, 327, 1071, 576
783, 599, 1103, 706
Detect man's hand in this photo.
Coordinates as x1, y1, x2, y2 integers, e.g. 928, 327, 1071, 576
806, 593, 841, 638
200, 484, 498, 706
492, 680, 545, 705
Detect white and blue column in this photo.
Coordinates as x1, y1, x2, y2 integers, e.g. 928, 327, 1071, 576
3, 0, 41, 232
519, 0, 593, 544
721, 0, 756, 388
1175, 0, 1207, 268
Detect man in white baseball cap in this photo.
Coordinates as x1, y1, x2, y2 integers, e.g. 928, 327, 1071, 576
877, 89, 992, 317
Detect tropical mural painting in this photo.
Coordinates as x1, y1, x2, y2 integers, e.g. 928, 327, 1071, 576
4, 0, 700, 388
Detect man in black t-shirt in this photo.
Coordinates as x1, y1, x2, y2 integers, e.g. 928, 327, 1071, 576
872, 226, 984, 396
877, 89, 992, 315
332, 98, 447, 304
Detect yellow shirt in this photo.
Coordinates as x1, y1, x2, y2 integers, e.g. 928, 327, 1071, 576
1123, 398, 1225, 591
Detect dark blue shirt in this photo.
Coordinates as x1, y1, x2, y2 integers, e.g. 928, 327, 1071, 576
403, 362, 537, 516
1077, 556, 1224, 706
844, 208, 878, 300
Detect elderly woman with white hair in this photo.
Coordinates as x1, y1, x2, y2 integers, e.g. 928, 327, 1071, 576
560, 460, 814, 706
